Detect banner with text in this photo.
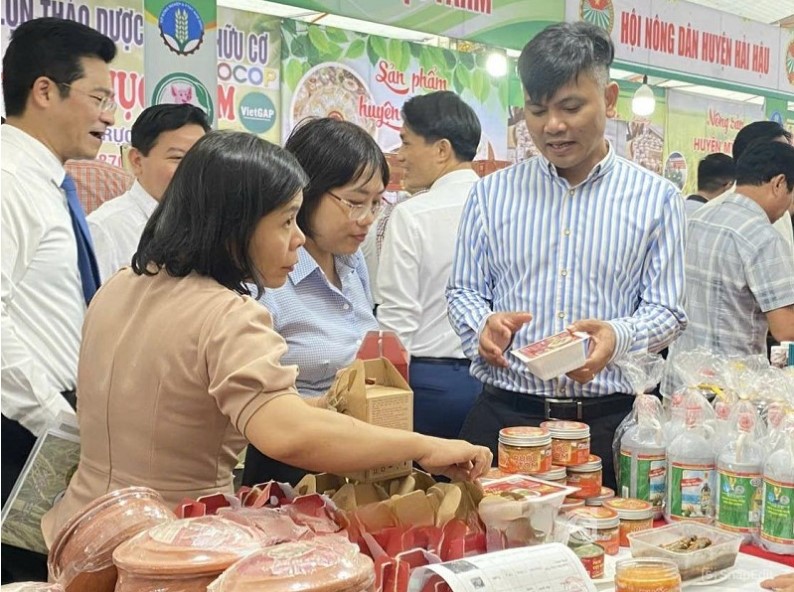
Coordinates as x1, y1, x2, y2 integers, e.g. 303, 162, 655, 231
566, 0, 794, 95
665, 88, 764, 195
216, 9, 281, 142
144, 0, 217, 124
281, 19, 508, 160
268, 0, 564, 51
1, 0, 145, 165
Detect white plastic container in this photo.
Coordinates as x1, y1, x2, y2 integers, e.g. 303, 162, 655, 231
511, 331, 589, 380
758, 425, 794, 555
715, 412, 763, 543
665, 406, 715, 524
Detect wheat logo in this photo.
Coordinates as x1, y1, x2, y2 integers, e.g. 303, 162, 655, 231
159, 1, 204, 56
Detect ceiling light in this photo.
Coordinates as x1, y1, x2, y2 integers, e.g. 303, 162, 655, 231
485, 52, 508, 77
632, 75, 656, 117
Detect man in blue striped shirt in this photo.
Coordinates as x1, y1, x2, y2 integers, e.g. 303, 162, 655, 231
446, 22, 687, 489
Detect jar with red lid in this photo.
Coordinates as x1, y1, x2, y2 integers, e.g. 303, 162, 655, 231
567, 455, 602, 499
604, 498, 654, 546
498, 427, 552, 474
540, 421, 590, 466
566, 506, 620, 555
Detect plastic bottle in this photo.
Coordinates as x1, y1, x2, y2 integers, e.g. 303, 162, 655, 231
619, 395, 666, 519
710, 400, 735, 456
663, 392, 686, 445
715, 412, 764, 542
665, 405, 715, 524
759, 422, 794, 555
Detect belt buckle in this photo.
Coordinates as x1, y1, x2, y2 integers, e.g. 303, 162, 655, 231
543, 398, 583, 420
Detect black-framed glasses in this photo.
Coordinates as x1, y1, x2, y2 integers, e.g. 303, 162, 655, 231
57, 82, 117, 113
327, 190, 384, 221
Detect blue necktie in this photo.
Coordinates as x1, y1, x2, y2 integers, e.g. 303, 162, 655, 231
61, 174, 101, 304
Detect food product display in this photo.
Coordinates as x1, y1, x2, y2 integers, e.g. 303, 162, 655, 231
604, 498, 654, 547
585, 487, 615, 507
497, 427, 552, 475
571, 543, 605, 579
614, 558, 681, 592
47, 487, 176, 592
531, 465, 568, 486
540, 421, 591, 467
566, 455, 602, 499
628, 522, 742, 580
112, 516, 264, 591
566, 506, 620, 556
207, 535, 375, 592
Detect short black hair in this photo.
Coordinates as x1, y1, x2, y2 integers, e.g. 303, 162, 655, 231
697, 153, 735, 193
131, 104, 211, 156
735, 140, 794, 192
285, 118, 388, 240
518, 21, 614, 104
2, 17, 116, 117
132, 130, 309, 296
732, 121, 792, 161
401, 91, 481, 162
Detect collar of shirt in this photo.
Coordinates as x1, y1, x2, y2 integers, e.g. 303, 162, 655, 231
289, 246, 358, 286
722, 191, 770, 220
2, 124, 66, 189
536, 140, 615, 186
426, 168, 481, 193
686, 194, 708, 204
128, 181, 160, 218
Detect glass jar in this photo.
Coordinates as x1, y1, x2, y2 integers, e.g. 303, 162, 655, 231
531, 465, 568, 486
586, 487, 616, 507
566, 506, 620, 555
498, 427, 552, 474
615, 558, 682, 592
541, 421, 590, 466
567, 455, 603, 499
572, 542, 604, 579
604, 498, 655, 547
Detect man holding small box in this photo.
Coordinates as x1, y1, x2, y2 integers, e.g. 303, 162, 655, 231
446, 21, 687, 489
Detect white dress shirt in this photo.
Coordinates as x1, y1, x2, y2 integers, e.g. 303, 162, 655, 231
1, 125, 82, 436
378, 169, 479, 358
87, 181, 158, 281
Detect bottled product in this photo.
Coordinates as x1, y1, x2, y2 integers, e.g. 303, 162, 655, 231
540, 421, 590, 466
619, 395, 666, 518
614, 558, 682, 592
665, 405, 715, 524
715, 412, 764, 542
497, 427, 552, 474
759, 423, 794, 555
567, 455, 602, 499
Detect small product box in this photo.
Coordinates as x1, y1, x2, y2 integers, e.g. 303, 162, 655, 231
335, 358, 414, 483
511, 331, 590, 380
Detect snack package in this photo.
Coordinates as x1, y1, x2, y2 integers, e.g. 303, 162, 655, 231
612, 354, 666, 517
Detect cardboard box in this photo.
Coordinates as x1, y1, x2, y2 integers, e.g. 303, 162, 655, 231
357, 331, 410, 383
335, 358, 414, 483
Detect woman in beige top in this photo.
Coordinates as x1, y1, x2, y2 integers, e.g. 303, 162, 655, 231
41, 131, 492, 546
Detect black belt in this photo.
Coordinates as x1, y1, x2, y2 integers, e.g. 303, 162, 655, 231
411, 357, 471, 367
483, 384, 634, 421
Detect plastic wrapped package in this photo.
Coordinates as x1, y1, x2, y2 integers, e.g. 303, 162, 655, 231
207, 535, 375, 592
1, 584, 65, 591
477, 474, 576, 551
47, 487, 176, 592
612, 354, 666, 518
218, 507, 313, 545
661, 348, 729, 402
112, 516, 264, 591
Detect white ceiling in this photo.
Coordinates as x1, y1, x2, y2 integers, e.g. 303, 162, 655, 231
221, 0, 794, 109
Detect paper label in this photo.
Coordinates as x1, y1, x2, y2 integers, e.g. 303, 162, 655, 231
669, 462, 714, 520
619, 450, 666, 512
716, 469, 761, 532
761, 478, 794, 544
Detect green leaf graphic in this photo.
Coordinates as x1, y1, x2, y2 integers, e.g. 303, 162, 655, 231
409, 43, 422, 59
471, 68, 488, 103
454, 66, 471, 95
459, 52, 475, 69
307, 25, 330, 54
326, 27, 348, 44
388, 38, 404, 70
307, 42, 321, 65
346, 39, 366, 59
369, 36, 387, 64
282, 18, 297, 35
285, 59, 303, 91
290, 37, 306, 58
321, 44, 343, 62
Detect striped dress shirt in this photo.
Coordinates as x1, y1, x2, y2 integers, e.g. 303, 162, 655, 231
446, 146, 687, 398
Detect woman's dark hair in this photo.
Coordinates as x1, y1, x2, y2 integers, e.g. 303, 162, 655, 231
285, 118, 388, 239
401, 91, 481, 162
132, 130, 308, 295
735, 140, 794, 191
3, 17, 116, 117
518, 21, 614, 104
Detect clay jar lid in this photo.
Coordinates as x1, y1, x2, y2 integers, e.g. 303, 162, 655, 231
207, 535, 375, 592
48, 487, 176, 585
112, 516, 263, 577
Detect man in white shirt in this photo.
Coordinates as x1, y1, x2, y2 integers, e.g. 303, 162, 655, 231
1, 17, 116, 581
88, 104, 210, 281
377, 91, 482, 439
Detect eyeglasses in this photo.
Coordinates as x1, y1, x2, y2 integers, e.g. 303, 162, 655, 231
57, 82, 117, 114
327, 190, 384, 221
